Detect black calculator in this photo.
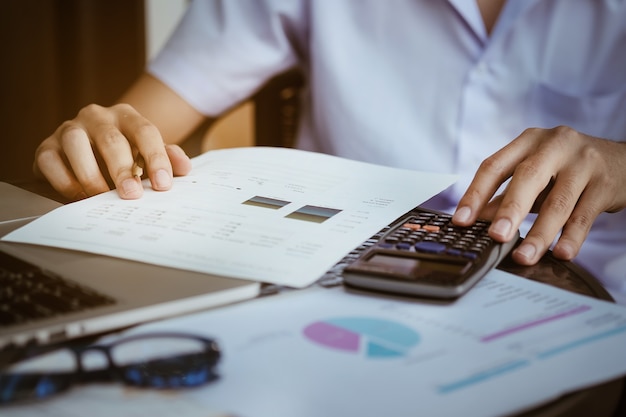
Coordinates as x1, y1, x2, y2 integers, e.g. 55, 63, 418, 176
342, 208, 519, 299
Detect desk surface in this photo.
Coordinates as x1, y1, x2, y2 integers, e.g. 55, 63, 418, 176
6, 179, 626, 417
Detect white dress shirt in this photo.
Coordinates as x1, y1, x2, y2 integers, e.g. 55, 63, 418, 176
150, 0, 626, 302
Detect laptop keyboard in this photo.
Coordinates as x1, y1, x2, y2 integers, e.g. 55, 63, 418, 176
0, 250, 116, 326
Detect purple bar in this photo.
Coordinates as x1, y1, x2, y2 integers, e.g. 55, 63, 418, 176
303, 321, 360, 351
481, 305, 592, 343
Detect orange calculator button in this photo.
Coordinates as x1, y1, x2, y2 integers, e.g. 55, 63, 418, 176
403, 223, 422, 231
423, 224, 441, 232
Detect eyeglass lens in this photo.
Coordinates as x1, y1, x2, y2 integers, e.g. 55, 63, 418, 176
0, 333, 220, 405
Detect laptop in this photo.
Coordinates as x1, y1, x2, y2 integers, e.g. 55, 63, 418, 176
0, 182, 260, 350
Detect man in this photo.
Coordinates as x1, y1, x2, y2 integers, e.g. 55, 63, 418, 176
33, 0, 626, 301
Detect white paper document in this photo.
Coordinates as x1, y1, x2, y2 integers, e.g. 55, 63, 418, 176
5, 270, 626, 417
2, 147, 456, 288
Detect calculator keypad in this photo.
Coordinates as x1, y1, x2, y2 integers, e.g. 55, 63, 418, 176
377, 212, 493, 261
317, 209, 497, 288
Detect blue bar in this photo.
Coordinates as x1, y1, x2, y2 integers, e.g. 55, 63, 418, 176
537, 325, 626, 359
438, 359, 530, 394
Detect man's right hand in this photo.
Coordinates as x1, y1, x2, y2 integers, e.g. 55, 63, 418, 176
33, 103, 192, 202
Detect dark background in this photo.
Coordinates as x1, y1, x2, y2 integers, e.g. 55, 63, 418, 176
0, 0, 145, 182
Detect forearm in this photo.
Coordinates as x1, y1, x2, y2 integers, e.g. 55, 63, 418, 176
118, 72, 208, 145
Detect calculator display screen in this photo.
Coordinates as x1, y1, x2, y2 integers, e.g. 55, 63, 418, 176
367, 254, 467, 276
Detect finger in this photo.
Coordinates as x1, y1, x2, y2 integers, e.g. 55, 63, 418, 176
488, 163, 553, 243
71, 104, 143, 199
511, 167, 589, 264
34, 141, 88, 201
91, 122, 143, 200
479, 176, 557, 222
551, 185, 603, 262
478, 194, 504, 221
487, 135, 570, 243
116, 107, 173, 191
166, 144, 193, 176
59, 124, 111, 196
453, 130, 540, 226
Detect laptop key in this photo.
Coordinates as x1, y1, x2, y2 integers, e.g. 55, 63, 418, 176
0, 251, 116, 327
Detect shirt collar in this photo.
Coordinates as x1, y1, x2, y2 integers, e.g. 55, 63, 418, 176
446, 0, 542, 44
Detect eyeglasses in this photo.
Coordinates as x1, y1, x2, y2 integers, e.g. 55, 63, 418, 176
0, 332, 220, 405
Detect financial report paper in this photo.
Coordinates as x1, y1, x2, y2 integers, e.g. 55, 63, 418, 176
2, 147, 457, 287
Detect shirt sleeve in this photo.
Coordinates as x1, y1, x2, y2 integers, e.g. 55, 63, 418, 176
148, 0, 307, 117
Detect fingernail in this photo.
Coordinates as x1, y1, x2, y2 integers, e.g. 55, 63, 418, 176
491, 218, 512, 238
154, 169, 172, 190
121, 178, 141, 198
515, 242, 537, 261
453, 206, 472, 223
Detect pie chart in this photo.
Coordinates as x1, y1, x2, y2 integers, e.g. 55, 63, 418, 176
303, 317, 419, 358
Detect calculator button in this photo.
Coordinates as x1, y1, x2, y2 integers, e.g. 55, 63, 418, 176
414, 241, 447, 254
396, 242, 412, 250
462, 251, 479, 260
417, 212, 436, 219
402, 223, 422, 231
